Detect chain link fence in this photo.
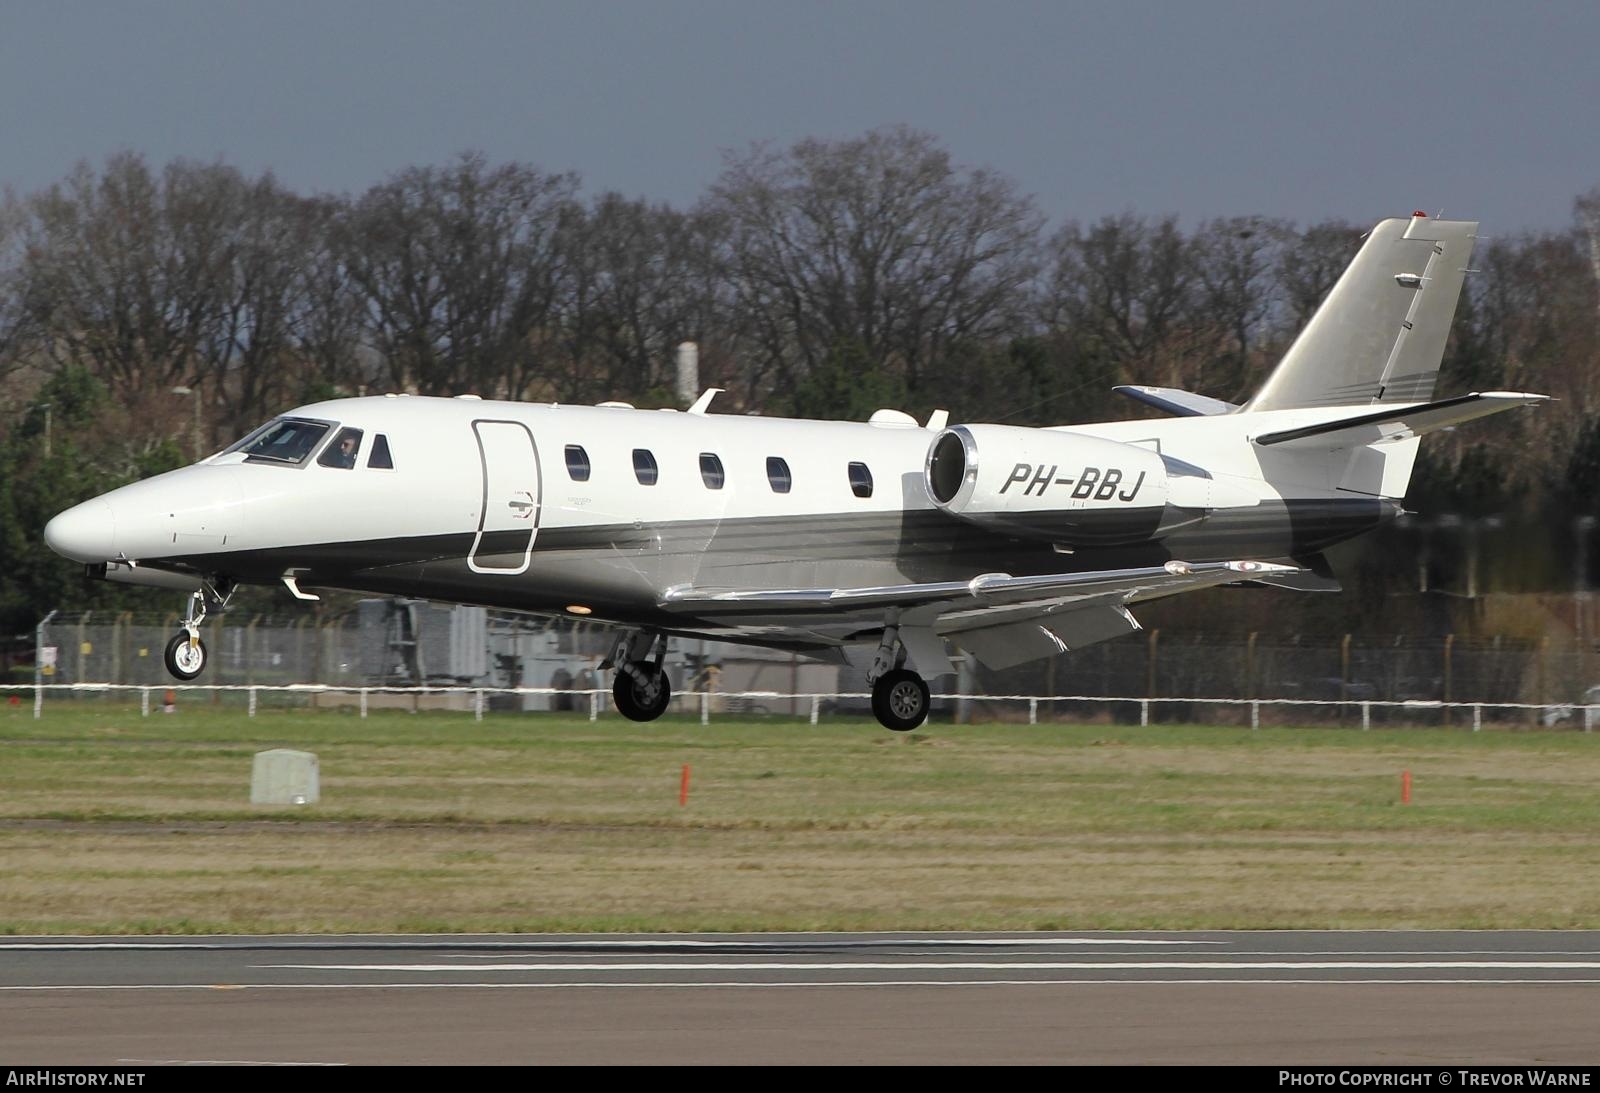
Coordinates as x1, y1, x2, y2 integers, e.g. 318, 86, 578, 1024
10, 609, 1600, 728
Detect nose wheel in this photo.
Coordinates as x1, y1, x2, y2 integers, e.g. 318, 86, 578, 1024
162, 581, 232, 682
163, 631, 207, 681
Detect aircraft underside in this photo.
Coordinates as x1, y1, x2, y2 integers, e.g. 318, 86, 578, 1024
133, 495, 1396, 727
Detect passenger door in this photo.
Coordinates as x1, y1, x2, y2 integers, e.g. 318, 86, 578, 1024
469, 420, 540, 575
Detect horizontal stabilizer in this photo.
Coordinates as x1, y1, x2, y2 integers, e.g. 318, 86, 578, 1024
1113, 385, 1239, 417
1252, 392, 1548, 449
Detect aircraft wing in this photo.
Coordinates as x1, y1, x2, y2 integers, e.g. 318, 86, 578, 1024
660, 560, 1295, 670
660, 560, 1290, 615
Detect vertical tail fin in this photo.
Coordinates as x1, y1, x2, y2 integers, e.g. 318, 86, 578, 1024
1245, 214, 1478, 411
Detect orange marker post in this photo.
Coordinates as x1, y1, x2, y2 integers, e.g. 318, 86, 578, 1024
1401, 769, 1412, 805
680, 764, 690, 807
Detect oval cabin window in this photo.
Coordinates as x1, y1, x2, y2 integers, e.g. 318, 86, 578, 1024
565, 445, 591, 482
700, 452, 725, 490
766, 456, 792, 494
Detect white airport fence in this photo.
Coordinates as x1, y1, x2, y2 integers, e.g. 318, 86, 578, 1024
16, 682, 1600, 731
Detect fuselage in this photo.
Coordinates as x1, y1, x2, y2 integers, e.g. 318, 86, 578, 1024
44, 393, 1400, 652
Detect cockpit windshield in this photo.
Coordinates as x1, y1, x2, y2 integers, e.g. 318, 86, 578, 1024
225, 418, 335, 465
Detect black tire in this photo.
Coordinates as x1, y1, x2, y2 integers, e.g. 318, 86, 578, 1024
613, 662, 671, 722
163, 632, 207, 681
872, 668, 930, 731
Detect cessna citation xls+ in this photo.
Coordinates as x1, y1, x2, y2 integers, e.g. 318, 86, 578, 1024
44, 214, 1545, 730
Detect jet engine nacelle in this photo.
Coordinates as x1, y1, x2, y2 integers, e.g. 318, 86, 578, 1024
925, 424, 1212, 545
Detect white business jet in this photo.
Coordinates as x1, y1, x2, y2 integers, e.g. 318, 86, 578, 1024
44, 214, 1544, 730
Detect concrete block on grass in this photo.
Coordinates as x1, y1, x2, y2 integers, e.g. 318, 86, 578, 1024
251, 748, 319, 805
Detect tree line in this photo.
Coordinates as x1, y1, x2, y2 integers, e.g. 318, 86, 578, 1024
2, 126, 1598, 637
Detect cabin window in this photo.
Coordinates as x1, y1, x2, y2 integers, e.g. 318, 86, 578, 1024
316, 427, 364, 469
699, 452, 725, 490
367, 434, 395, 470
848, 461, 873, 498
232, 418, 332, 466
766, 456, 792, 494
565, 444, 591, 482
633, 448, 659, 485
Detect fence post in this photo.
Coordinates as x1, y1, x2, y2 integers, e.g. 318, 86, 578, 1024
76, 612, 90, 686
1340, 633, 1352, 725
1442, 633, 1454, 727
248, 687, 257, 718
1473, 704, 1482, 732
359, 688, 368, 719
246, 616, 259, 686
1534, 636, 1549, 727
809, 695, 820, 725
1029, 697, 1038, 726
700, 690, 709, 726
475, 689, 484, 722
1140, 698, 1149, 727
1251, 700, 1259, 730
589, 689, 599, 722
141, 687, 150, 717
33, 609, 56, 720
1361, 701, 1370, 731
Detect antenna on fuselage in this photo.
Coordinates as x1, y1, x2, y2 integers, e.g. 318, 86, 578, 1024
687, 388, 724, 415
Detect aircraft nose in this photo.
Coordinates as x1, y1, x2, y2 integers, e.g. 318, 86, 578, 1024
43, 499, 116, 563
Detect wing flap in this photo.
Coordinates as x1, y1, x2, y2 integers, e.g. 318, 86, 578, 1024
953, 605, 1144, 670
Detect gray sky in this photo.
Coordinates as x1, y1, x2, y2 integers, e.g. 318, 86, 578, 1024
2, 1, 1595, 234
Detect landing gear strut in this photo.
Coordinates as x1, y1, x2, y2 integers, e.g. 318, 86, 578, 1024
605, 631, 672, 722
865, 616, 931, 732
162, 580, 233, 682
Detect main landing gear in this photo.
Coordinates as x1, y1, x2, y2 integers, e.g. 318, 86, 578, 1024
866, 619, 931, 732
162, 580, 234, 682
604, 631, 672, 722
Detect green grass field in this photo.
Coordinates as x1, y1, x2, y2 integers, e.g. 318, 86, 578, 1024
3, 700, 1598, 934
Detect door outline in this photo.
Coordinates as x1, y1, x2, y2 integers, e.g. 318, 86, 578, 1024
468, 419, 541, 575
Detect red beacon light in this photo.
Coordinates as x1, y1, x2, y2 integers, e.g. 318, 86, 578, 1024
1413, 210, 1428, 217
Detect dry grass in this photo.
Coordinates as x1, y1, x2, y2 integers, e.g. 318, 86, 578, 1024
3, 701, 1599, 933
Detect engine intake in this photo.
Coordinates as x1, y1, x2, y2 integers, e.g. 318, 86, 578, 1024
924, 424, 1213, 545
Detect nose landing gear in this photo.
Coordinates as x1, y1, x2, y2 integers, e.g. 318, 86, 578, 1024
162, 580, 234, 682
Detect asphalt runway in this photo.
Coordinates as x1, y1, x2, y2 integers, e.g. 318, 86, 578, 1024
3, 931, 1598, 1065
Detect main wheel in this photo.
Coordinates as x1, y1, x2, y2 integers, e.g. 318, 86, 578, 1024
613, 662, 671, 722
163, 632, 207, 681
872, 668, 930, 731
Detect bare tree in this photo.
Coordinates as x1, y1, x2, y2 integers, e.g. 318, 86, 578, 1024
1277, 219, 1363, 329
1190, 216, 1288, 398
1044, 213, 1199, 388
554, 195, 725, 404
343, 153, 580, 397
0, 190, 33, 390
24, 154, 227, 399
292, 194, 368, 398
705, 126, 1042, 404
